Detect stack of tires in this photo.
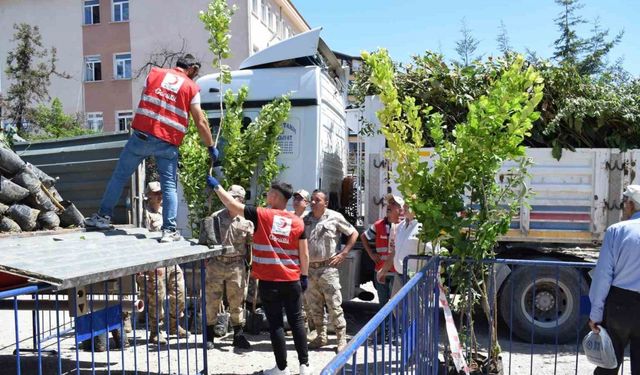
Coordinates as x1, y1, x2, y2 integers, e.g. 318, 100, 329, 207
0, 143, 84, 233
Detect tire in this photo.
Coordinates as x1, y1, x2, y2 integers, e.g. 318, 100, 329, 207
499, 265, 588, 344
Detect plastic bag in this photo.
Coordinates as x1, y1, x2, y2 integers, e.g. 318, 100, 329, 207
583, 326, 618, 369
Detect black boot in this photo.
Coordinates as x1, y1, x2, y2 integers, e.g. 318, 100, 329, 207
205, 325, 215, 350
111, 328, 130, 349
232, 326, 251, 349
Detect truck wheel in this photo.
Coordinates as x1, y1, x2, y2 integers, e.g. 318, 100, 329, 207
499, 265, 588, 344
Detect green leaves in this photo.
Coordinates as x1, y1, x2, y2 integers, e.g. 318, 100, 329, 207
219, 88, 292, 205
28, 98, 92, 140
199, 0, 236, 84
364, 51, 543, 355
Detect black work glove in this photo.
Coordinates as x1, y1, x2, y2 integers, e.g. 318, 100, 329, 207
300, 275, 308, 292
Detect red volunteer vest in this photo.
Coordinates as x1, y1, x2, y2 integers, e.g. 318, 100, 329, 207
252, 208, 305, 282
132, 67, 199, 146
374, 218, 396, 273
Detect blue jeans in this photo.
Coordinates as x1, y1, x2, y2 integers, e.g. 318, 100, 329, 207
99, 130, 179, 231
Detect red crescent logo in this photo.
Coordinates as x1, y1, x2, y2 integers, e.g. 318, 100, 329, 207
166, 75, 179, 85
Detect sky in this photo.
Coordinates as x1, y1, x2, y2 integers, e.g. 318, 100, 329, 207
294, 0, 639, 76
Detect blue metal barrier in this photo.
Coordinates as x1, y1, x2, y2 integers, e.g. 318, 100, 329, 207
323, 256, 633, 375
0, 261, 211, 375
321, 256, 441, 375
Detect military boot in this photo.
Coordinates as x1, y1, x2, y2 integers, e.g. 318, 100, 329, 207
149, 331, 167, 345
336, 327, 348, 352
205, 325, 215, 350
232, 326, 251, 349
169, 321, 189, 338
308, 325, 328, 349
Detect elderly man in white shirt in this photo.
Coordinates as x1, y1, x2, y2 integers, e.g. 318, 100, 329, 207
377, 202, 430, 299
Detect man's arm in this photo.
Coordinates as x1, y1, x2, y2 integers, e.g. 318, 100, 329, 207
330, 230, 358, 266
377, 247, 395, 282
212, 185, 245, 218
190, 103, 214, 147
360, 231, 381, 263
298, 239, 309, 276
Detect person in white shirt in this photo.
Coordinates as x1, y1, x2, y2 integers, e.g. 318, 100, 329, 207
377, 202, 430, 298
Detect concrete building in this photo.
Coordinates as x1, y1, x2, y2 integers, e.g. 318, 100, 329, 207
0, 0, 309, 132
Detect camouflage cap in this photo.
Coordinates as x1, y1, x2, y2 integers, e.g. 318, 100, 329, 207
228, 185, 246, 199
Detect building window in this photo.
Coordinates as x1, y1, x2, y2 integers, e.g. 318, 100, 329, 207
112, 0, 129, 22
268, 7, 275, 30
286, 27, 293, 39
87, 112, 104, 132
116, 111, 133, 131
252, 0, 259, 14
114, 53, 131, 79
84, 0, 100, 25
85, 55, 102, 82
261, 2, 268, 23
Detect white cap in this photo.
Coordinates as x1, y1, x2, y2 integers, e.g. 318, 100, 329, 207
385, 193, 405, 207
294, 189, 310, 201
145, 181, 161, 194
623, 185, 640, 205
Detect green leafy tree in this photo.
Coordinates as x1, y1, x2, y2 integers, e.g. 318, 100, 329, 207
29, 98, 92, 140
363, 49, 543, 367
199, 0, 236, 145
218, 87, 291, 203
4, 23, 69, 135
178, 0, 292, 236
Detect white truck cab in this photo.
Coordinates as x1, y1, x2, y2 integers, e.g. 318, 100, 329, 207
197, 28, 349, 204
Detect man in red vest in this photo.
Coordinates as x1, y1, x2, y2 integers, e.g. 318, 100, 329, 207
207, 176, 312, 375
85, 54, 217, 243
360, 194, 403, 308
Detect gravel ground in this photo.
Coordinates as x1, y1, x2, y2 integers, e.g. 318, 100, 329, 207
0, 283, 634, 374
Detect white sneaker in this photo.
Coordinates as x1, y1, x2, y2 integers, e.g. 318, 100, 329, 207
159, 229, 182, 243
299, 364, 313, 375
84, 213, 112, 230
262, 365, 290, 375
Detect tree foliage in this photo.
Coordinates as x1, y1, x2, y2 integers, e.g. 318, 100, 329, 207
29, 98, 92, 140
178, 0, 291, 236
350, 9, 637, 159
199, 0, 236, 85
363, 48, 543, 362
4, 23, 69, 135
219, 88, 291, 204
455, 19, 482, 67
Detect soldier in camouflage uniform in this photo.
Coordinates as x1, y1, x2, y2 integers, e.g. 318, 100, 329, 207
204, 185, 254, 350
140, 181, 188, 345
304, 189, 358, 351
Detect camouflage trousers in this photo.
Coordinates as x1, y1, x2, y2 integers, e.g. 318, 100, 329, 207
205, 257, 247, 326
306, 265, 346, 331
140, 265, 185, 330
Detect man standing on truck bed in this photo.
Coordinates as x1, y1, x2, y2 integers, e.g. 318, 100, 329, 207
84, 54, 218, 243
588, 184, 640, 374
206, 176, 312, 375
